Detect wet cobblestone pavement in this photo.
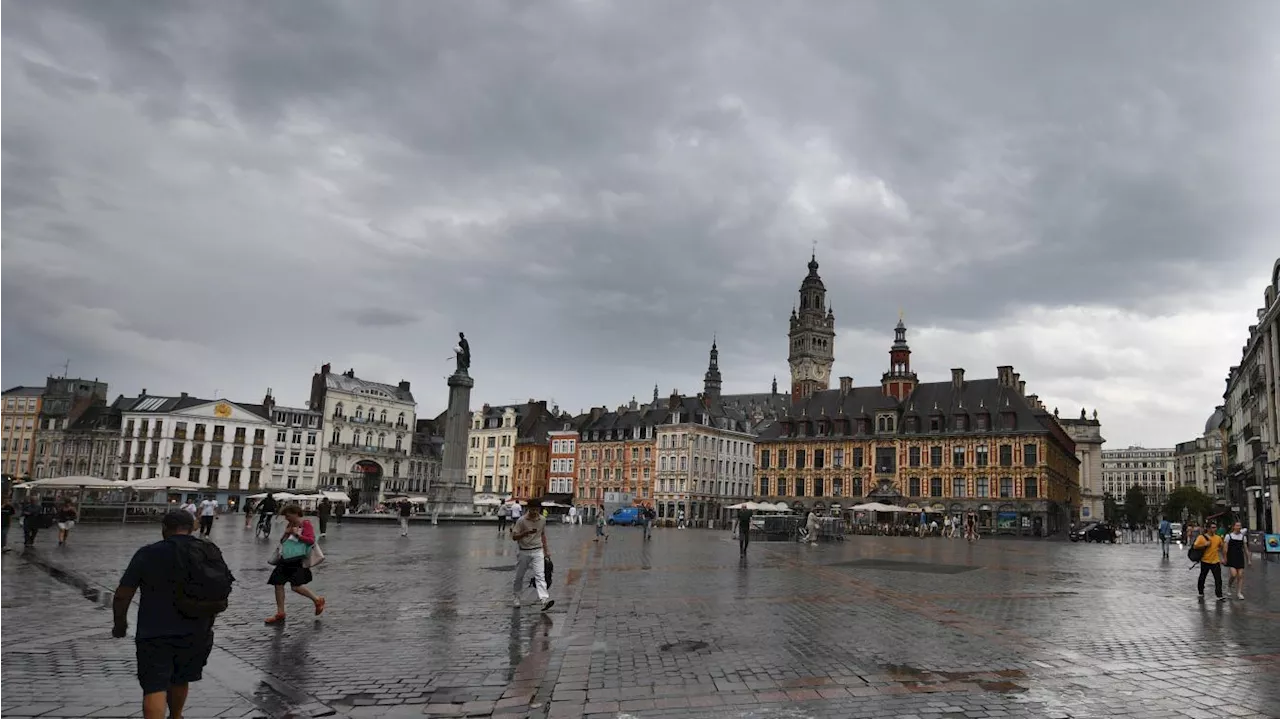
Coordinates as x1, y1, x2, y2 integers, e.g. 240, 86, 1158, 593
4, 521, 1279, 718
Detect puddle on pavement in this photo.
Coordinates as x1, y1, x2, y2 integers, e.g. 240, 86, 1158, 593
660, 639, 709, 652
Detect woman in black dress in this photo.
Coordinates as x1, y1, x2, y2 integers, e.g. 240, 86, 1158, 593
1224, 521, 1250, 601
265, 504, 326, 624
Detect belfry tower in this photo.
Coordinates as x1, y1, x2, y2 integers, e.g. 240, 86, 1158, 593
880, 316, 918, 401
788, 253, 836, 404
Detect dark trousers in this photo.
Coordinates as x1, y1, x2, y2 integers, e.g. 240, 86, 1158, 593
199, 516, 214, 536
1198, 562, 1223, 598
497, 515, 508, 532
23, 524, 39, 545
739, 528, 750, 554
318, 515, 329, 534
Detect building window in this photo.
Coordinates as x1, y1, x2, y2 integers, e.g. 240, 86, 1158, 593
1023, 443, 1038, 467
813, 477, 825, 497
929, 446, 943, 467
999, 445, 1013, 467
999, 477, 1013, 498
976, 477, 989, 497
952, 477, 966, 497
305, 454, 315, 467
953, 446, 965, 467
274, 451, 284, 466
776, 478, 788, 496
287, 476, 298, 489
759, 449, 770, 469
795, 450, 806, 470
908, 477, 921, 497
875, 447, 895, 473
794, 479, 806, 497
908, 447, 920, 467
814, 449, 825, 469
976, 445, 989, 467
1023, 477, 1038, 498
853, 447, 864, 468
929, 417, 941, 432
930, 477, 943, 497
758, 477, 770, 495
976, 414, 988, 431
777, 450, 788, 469
833, 449, 844, 468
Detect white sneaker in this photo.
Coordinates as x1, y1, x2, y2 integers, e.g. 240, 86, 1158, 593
513, 599, 523, 608
1237, 593, 1244, 600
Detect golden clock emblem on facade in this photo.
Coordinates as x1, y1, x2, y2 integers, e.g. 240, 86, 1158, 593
214, 402, 232, 418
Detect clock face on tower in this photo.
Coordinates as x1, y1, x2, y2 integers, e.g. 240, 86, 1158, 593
813, 365, 827, 382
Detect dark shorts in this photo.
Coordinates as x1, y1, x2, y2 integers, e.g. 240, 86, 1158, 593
268, 557, 313, 586
136, 633, 213, 694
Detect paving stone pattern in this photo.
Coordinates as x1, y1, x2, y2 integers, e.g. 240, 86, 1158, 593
4, 520, 1279, 718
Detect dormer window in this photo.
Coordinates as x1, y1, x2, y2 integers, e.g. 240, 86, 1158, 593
954, 415, 967, 431
905, 416, 919, 433
976, 414, 989, 431
929, 417, 941, 432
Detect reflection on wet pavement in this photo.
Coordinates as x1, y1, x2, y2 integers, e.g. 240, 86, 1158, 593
4, 521, 1278, 718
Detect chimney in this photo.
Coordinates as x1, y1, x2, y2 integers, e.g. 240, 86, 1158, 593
179, 392, 187, 399
668, 390, 680, 411
483, 403, 491, 412
1012, 372, 1021, 393
951, 368, 964, 392
141, 388, 148, 396
997, 366, 1013, 387
590, 406, 606, 421
1017, 380, 1026, 396
839, 376, 853, 395
1028, 393, 1040, 409
263, 388, 275, 414
321, 363, 331, 376
399, 380, 411, 392
344, 368, 355, 378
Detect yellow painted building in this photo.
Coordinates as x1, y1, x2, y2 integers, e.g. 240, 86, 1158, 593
2, 386, 44, 481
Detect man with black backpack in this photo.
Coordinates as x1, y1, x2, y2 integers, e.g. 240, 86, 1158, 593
113, 511, 235, 719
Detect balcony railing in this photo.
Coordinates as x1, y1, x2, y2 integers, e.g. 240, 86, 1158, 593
209, 458, 222, 468
253, 437, 265, 446
233, 436, 246, 445
190, 457, 203, 467
193, 433, 206, 442
231, 459, 243, 468
250, 460, 263, 470
333, 443, 408, 458
170, 456, 183, 465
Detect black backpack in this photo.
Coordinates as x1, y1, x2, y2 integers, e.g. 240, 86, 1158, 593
170, 537, 235, 619
1187, 536, 1208, 563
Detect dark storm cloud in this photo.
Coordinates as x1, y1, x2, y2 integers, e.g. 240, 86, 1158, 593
2, 0, 1277, 446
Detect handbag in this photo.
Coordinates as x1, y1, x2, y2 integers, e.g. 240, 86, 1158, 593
281, 537, 310, 560
267, 545, 282, 566
304, 542, 325, 568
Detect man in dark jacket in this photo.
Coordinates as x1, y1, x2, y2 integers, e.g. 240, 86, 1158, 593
21, 497, 43, 547
317, 498, 331, 537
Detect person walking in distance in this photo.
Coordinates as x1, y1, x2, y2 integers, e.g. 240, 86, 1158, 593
1192, 522, 1226, 602
180, 498, 198, 519
510, 498, 554, 612
335, 500, 346, 525
317, 497, 331, 538
677, 508, 686, 530
265, 504, 326, 624
643, 506, 655, 541
197, 496, 218, 538
594, 511, 609, 542
1224, 521, 1251, 600
54, 498, 78, 546
497, 503, 509, 534
736, 505, 753, 556
1158, 516, 1172, 558
1, 494, 14, 552
20, 495, 42, 547
112, 510, 232, 719
398, 498, 412, 537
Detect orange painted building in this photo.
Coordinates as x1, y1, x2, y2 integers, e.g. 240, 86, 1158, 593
513, 440, 549, 500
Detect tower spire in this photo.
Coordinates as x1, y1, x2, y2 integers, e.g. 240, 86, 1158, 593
703, 338, 722, 400
788, 252, 835, 404
882, 315, 918, 401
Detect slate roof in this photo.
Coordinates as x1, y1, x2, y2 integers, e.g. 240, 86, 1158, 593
581, 394, 755, 439
323, 372, 415, 404
757, 378, 1062, 444
116, 394, 273, 421
2, 386, 45, 397
68, 404, 122, 432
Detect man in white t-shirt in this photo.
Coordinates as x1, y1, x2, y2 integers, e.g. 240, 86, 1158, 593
197, 498, 218, 537
180, 500, 198, 519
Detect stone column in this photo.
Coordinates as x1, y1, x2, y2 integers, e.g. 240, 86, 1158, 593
429, 370, 477, 517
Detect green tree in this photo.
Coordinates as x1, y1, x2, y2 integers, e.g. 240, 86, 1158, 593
1123, 485, 1148, 527
1103, 492, 1120, 523
1164, 486, 1214, 522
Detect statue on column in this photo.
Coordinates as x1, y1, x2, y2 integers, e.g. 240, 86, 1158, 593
454, 332, 471, 373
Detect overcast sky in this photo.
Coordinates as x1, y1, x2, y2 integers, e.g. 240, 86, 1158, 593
4, 1, 1278, 448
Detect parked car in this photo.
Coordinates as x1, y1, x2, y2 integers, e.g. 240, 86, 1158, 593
606, 507, 645, 526
1069, 523, 1097, 542
1084, 523, 1118, 543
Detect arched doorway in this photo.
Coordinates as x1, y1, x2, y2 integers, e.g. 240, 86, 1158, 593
351, 460, 383, 508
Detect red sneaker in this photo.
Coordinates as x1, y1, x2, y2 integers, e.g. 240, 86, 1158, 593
314, 598, 326, 616
264, 613, 286, 625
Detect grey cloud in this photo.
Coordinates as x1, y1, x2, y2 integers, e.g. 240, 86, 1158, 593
3, 0, 1277, 447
